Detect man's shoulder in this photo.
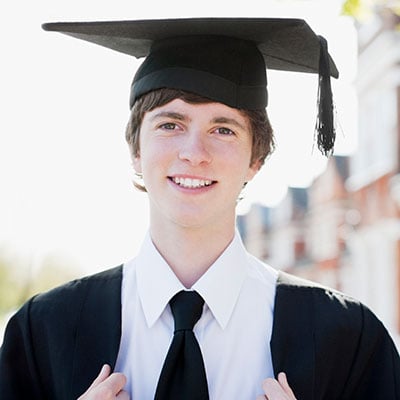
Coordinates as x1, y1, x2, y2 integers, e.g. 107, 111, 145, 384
275, 271, 386, 335
272, 276, 400, 399
20, 265, 123, 322
276, 270, 358, 304
35, 265, 122, 300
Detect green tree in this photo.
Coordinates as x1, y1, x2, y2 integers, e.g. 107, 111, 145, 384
0, 245, 80, 318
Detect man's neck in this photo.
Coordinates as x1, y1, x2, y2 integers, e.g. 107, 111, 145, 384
149, 223, 236, 288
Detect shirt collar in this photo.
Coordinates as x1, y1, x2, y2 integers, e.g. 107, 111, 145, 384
192, 232, 248, 329
136, 232, 185, 328
135, 231, 248, 329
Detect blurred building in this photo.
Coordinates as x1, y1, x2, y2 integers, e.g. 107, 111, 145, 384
238, 8, 400, 347
346, 6, 400, 346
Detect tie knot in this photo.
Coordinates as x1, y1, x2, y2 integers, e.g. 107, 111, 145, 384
170, 291, 204, 332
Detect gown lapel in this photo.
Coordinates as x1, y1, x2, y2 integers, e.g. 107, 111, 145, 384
70, 266, 123, 399
270, 271, 316, 400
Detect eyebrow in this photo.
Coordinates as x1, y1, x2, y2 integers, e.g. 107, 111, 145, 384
150, 111, 189, 122
149, 111, 247, 131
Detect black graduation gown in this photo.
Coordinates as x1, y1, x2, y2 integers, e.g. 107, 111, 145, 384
0, 266, 399, 399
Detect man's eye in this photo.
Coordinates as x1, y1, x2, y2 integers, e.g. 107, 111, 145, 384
217, 127, 234, 135
160, 122, 177, 130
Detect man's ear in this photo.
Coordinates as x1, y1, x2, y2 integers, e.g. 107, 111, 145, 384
246, 159, 262, 182
132, 153, 142, 174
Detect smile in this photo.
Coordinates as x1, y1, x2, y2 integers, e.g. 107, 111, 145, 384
170, 177, 215, 189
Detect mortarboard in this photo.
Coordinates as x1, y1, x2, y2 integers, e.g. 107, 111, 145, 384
42, 18, 339, 155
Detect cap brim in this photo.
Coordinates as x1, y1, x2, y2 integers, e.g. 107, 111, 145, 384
42, 18, 339, 78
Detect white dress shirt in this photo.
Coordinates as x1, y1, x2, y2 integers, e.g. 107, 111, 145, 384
115, 231, 278, 399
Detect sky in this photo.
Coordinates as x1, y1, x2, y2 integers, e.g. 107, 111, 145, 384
0, 0, 358, 273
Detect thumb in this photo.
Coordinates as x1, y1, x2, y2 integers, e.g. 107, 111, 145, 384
84, 364, 112, 392
278, 372, 296, 399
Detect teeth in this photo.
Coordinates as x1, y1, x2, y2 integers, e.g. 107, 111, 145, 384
172, 177, 213, 188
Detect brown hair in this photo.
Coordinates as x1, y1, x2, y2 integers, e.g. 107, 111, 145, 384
125, 88, 274, 191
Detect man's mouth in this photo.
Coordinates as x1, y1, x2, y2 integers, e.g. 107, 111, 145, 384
170, 176, 215, 189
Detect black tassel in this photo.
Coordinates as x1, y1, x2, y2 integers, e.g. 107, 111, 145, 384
315, 35, 336, 156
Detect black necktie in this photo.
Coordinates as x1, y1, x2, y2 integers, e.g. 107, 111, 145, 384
154, 290, 209, 400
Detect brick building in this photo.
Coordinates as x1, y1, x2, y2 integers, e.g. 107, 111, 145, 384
239, 8, 400, 347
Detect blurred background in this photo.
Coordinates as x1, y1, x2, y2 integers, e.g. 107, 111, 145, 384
1, 0, 399, 350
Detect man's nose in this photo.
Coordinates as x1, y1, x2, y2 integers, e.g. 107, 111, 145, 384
178, 131, 212, 165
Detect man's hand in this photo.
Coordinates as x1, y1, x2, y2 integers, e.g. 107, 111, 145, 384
256, 372, 297, 400
77, 364, 130, 400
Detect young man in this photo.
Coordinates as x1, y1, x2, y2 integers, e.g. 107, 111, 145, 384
1, 18, 399, 400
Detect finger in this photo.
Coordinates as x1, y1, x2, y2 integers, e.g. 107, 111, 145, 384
78, 368, 126, 400
102, 372, 127, 394
90, 373, 127, 399
262, 377, 281, 397
116, 390, 130, 400
91, 365, 112, 388
256, 396, 266, 400
79, 364, 111, 396
277, 372, 296, 399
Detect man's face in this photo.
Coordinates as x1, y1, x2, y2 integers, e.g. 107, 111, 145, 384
134, 99, 260, 231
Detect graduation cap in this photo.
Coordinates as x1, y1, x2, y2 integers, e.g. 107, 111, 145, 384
42, 18, 339, 155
